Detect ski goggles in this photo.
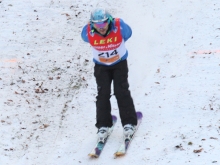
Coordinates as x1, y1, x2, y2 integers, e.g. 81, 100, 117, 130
93, 19, 110, 29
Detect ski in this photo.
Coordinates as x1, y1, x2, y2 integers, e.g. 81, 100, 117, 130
88, 115, 117, 158
114, 111, 143, 158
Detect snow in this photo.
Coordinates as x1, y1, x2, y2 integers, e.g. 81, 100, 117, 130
0, 0, 220, 164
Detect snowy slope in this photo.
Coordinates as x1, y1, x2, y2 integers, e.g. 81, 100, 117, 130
1, 0, 220, 165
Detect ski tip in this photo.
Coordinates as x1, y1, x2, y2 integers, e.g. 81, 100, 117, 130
114, 152, 125, 158
88, 153, 99, 158
136, 111, 143, 119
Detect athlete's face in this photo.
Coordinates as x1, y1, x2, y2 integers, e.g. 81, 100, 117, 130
93, 20, 109, 35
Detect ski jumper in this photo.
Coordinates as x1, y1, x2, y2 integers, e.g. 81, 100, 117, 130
81, 18, 137, 128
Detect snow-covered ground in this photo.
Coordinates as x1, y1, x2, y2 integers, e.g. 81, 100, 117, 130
1, 0, 220, 164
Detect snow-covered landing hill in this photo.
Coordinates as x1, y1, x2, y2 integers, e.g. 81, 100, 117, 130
0, 0, 220, 165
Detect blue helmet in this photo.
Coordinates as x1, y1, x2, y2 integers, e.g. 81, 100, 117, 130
90, 8, 112, 23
